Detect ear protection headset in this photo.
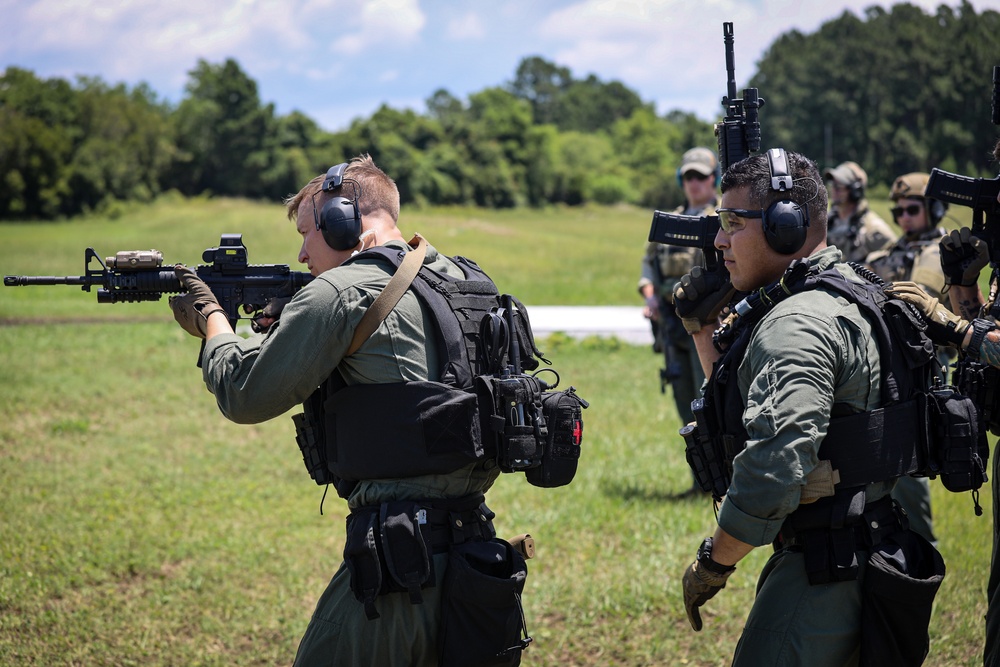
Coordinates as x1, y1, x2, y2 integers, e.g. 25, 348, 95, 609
762, 148, 810, 255
926, 198, 947, 226
315, 163, 362, 250
846, 177, 864, 203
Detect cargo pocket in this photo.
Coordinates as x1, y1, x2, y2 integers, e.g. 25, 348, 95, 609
438, 539, 530, 667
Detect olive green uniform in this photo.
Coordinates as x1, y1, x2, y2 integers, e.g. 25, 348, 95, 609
719, 247, 892, 666
201, 239, 500, 666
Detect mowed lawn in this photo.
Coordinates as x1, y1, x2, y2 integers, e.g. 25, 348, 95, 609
0, 198, 992, 666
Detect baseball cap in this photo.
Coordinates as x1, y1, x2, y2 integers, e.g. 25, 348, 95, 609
823, 161, 867, 188
680, 147, 718, 176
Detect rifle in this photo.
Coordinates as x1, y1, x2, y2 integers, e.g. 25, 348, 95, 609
648, 22, 764, 271
926, 65, 1000, 266
4, 234, 314, 358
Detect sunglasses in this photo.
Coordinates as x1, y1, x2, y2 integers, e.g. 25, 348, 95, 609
716, 208, 764, 232
683, 171, 713, 182
891, 204, 924, 218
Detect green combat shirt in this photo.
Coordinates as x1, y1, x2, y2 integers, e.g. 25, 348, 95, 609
718, 246, 892, 546
200, 238, 500, 510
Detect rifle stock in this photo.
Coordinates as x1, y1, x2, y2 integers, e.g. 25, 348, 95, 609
648, 210, 722, 270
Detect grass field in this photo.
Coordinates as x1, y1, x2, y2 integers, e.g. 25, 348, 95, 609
0, 199, 993, 666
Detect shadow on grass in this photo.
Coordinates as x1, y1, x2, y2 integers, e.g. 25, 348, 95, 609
599, 478, 712, 503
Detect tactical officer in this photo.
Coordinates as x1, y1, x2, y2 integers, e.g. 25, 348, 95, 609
675, 149, 943, 666
823, 160, 897, 264
167, 155, 529, 666
890, 138, 1000, 667
638, 147, 719, 496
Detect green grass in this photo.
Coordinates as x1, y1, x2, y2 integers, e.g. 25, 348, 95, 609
0, 200, 994, 666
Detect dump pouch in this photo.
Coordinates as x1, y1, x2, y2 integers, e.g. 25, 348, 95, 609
325, 380, 484, 481
859, 530, 945, 667
923, 384, 989, 493
525, 386, 589, 488
344, 509, 385, 620
438, 538, 530, 667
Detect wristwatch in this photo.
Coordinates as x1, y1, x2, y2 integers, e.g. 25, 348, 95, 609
967, 317, 996, 360
696, 537, 736, 575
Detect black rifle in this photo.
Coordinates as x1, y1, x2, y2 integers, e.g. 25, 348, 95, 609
926, 66, 1000, 266
647, 22, 764, 271
4, 233, 313, 344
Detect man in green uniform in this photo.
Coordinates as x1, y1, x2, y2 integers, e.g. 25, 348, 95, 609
638, 147, 718, 495
824, 160, 897, 264
676, 149, 940, 665
166, 155, 526, 666
888, 139, 1000, 667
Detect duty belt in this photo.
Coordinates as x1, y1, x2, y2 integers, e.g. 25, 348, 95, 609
773, 495, 908, 585
343, 494, 496, 619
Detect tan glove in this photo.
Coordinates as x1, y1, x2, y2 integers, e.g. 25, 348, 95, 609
682, 537, 736, 632
885, 281, 970, 347
940, 228, 989, 287
673, 265, 737, 333
168, 265, 226, 338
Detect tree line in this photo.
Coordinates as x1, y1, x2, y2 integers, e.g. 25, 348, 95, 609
1, 1, 997, 221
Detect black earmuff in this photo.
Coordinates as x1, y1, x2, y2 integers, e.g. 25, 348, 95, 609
927, 198, 947, 226
847, 178, 864, 203
316, 163, 362, 250
762, 148, 809, 255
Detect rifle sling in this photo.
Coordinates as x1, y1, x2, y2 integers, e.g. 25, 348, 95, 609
347, 234, 427, 356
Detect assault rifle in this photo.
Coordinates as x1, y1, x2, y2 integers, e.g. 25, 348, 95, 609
648, 22, 764, 268
926, 66, 1000, 267
4, 233, 314, 329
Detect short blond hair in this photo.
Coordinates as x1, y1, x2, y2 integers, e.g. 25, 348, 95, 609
285, 154, 400, 223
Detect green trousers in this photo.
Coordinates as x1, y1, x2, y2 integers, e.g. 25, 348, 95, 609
732, 548, 863, 667
293, 552, 450, 667
986, 438, 1000, 667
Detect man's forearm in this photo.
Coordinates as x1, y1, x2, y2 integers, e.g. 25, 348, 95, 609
710, 527, 754, 568
206, 310, 235, 340
948, 283, 986, 322
691, 327, 719, 379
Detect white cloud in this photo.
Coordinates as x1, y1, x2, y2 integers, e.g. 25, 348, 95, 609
332, 0, 427, 55
446, 11, 486, 40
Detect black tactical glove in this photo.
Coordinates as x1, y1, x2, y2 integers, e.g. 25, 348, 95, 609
168, 265, 226, 338
673, 265, 737, 334
940, 228, 989, 287
251, 295, 293, 333
885, 281, 970, 347
682, 537, 735, 632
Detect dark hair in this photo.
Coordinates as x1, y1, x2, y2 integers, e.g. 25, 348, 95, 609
720, 150, 828, 236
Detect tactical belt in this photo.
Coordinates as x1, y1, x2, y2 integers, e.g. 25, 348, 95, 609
344, 494, 496, 620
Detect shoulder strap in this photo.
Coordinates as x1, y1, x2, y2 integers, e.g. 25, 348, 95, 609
347, 235, 427, 355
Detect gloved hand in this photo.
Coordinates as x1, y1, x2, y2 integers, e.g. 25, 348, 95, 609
682, 558, 734, 632
940, 228, 989, 287
673, 265, 737, 333
168, 265, 226, 338
251, 295, 293, 333
885, 281, 970, 347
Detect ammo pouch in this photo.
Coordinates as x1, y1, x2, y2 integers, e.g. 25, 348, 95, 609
438, 538, 530, 667
525, 386, 589, 488
292, 383, 334, 486
475, 374, 546, 473
344, 497, 496, 621
859, 529, 945, 667
682, 397, 734, 500
955, 357, 1000, 436
923, 384, 989, 493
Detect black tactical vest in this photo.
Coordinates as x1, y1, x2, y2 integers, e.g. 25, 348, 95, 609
293, 245, 542, 498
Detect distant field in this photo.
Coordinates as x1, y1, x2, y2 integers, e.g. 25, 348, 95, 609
0, 199, 992, 666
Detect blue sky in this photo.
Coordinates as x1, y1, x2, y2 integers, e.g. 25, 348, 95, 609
2, 0, 997, 132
